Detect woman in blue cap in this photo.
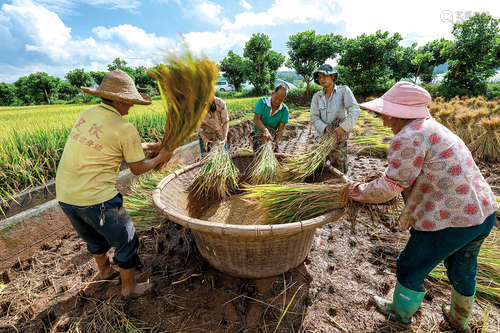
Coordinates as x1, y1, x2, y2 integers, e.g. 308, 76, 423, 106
310, 64, 360, 173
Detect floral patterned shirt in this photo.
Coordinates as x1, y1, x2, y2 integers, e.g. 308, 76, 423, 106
350, 118, 498, 231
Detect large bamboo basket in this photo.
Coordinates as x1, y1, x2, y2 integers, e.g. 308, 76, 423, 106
153, 153, 346, 278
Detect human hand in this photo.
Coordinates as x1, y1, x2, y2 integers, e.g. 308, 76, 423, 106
263, 128, 273, 142
142, 142, 162, 152
157, 147, 174, 164
333, 126, 345, 142
325, 124, 336, 135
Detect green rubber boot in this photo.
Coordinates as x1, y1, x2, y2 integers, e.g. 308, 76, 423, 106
442, 287, 474, 333
373, 281, 426, 324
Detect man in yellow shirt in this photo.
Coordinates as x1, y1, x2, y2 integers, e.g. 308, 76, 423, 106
56, 70, 173, 298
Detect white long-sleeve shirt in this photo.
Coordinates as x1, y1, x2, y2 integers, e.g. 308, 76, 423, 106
310, 85, 360, 137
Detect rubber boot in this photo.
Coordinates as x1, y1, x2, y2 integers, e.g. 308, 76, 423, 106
442, 287, 474, 333
93, 253, 118, 281
119, 267, 152, 298
373, 281, 426, 324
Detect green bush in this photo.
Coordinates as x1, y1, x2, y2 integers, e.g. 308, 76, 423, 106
487, 82, 500, 99
421, 83, 441, 98
216, 89, 259, 99
286, 85, 322, 106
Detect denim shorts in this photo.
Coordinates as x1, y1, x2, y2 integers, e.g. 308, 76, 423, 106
59, 193, 140, 269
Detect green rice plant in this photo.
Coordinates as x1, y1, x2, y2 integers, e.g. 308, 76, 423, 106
247, 141, 280, 184
242, 182, 348, 225
123, 172, 169, 232
280, 133, 338, 182
189, 144, 239, 200
149, 50, 219, 151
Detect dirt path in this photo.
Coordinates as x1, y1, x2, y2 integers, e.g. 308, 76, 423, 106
1, 121, 499, 332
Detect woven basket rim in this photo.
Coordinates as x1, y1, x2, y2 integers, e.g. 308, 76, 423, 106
152, 152, 346, 237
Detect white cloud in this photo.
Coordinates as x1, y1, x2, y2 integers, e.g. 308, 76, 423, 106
336, 0, 500, 45
182, 30, 248, 56
0, 0, 177, 82
239, 0, 252, 10
222, 0, 340, 30
193, 0, 222, 22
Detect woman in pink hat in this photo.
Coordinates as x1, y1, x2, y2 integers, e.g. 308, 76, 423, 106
349, 81, 497, 331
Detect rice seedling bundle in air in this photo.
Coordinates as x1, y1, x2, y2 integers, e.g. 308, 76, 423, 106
242, 181, 349, 225
281, 133, 338, 182
247, 141, 280, 184
470, 116, 500, 162
189, 144, 239, 200
149, 50, 218, 151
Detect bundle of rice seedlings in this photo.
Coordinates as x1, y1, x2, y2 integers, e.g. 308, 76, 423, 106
149, 49, 218, 151
246, 141, 280, 184
470, 116, 500, 162
189, 144, 239, 200
454, 111, 475, 145
124, 172, 169, 232
242, 181, 349, 225
281, 133, 337, 182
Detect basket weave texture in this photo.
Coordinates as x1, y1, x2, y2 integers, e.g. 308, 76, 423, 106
153, 153, 345, 278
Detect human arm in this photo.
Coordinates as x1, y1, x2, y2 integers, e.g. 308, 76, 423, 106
253, 113, 273, 141
128, 148, 173, 176
339, 86, 360, 133
349, 131, 426, 203
310, 93, 328, 135
274, 122, 286, 144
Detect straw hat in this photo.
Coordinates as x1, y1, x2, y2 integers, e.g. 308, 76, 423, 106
81, 69, 152, 105
360, 81, 431, 119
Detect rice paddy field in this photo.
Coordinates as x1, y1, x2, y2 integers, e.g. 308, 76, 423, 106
0, 97, 259, 209
1, 95, 500, 332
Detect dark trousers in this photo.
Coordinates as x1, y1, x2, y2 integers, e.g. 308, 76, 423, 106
59, 193, 140, 269
396, 212, 496, 296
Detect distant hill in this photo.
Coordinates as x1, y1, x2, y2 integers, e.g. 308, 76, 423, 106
278, 71, 303, 82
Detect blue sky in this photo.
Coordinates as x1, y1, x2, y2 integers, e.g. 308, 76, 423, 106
0, 0, 498, 83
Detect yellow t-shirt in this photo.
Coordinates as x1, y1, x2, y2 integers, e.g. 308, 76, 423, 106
56, 104, 145, 206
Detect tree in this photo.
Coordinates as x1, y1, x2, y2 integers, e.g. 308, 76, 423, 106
411, 39, 451, 84
65, 68, 93, 102
389, 44, 418, 82
134, 66, 157, 95
57, 81, 79, 101
14, 72, 60, 105
0, 83, 17, 106
107, 58, 136, 81
243, 33, 273, 95
220, 51, 248, 91
336, 31, 402, 97
90, 71, 107, 86
286, 31, 343, 95
441, 13, 499, 97
267, 50, 285, 90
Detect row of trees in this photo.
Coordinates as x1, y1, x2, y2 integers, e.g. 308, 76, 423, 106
221, 13, 499, 98
0, 58, 156, 106
1, 13, 498, 106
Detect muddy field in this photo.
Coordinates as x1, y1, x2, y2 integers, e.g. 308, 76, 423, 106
0, 121, 499, 332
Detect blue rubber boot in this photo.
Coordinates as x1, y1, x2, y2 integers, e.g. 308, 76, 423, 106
373, 281, 426, 324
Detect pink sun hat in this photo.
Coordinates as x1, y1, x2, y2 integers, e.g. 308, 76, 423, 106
360, 81, 431, 119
